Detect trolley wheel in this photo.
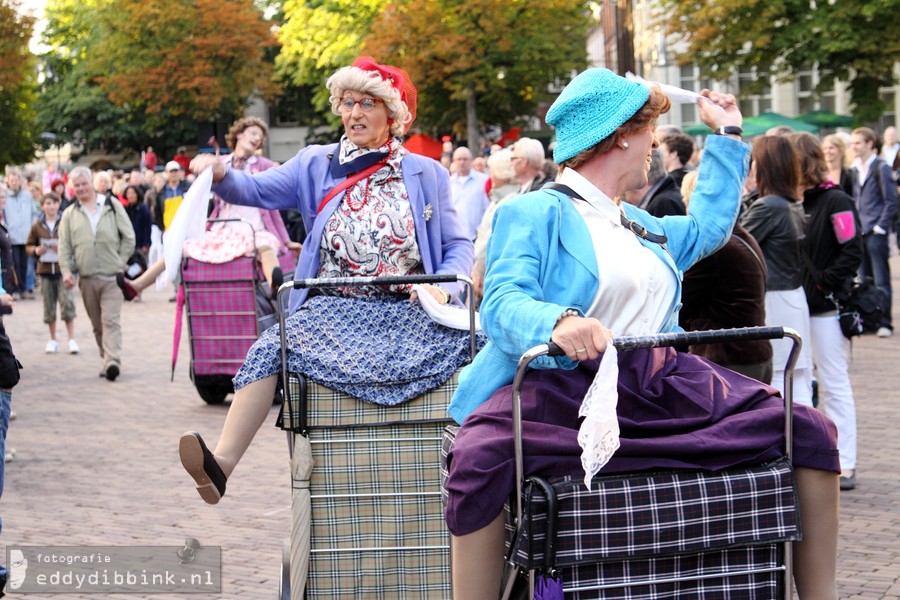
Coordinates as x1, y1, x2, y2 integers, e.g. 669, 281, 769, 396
193, 375, 234, 405
279, 538, 290, 600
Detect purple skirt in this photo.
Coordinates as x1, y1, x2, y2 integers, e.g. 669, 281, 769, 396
445, 347, 838, 536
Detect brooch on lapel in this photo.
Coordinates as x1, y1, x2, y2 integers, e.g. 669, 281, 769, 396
423, 203, 433, 221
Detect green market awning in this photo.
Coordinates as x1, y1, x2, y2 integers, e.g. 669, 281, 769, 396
684, 112, 819, 137
797, 110, 856, 129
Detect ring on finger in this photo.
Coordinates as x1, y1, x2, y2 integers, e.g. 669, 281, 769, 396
575, 348, 586, 353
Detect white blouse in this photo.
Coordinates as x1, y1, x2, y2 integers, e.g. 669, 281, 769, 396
559, 168, 677, 336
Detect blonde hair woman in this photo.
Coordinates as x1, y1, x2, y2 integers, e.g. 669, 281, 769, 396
822, 133, 853, 195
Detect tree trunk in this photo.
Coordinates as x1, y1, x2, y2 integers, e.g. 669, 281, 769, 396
466, 82, 479, 154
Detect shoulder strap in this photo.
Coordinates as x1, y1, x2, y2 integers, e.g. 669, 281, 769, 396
733, 232, 765, 273
544, 182, 669, 246
317, 158, 388, 215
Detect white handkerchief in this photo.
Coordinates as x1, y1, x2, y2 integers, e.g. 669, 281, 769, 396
412, 284, 481, 331
577, 344, 620, 489
626, 72, 703, 105
159, 167, 214, 289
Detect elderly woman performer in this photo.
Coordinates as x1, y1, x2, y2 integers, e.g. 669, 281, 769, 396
444, 69, 839, 599
118, 117, 297, 299
179, 57, 474, 504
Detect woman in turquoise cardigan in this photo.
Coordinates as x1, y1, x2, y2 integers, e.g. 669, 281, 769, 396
444, 69, 840, 600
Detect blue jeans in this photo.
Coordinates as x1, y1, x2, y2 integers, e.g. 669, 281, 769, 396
10, 245, 28, 294
860, 233, 893, 328
0, 387, 11, 583
26, 255, 36, 292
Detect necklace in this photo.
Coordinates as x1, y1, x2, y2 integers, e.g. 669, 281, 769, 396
231, 155, 248, 171
345, 163, 392, 211
345, 177, 370, 211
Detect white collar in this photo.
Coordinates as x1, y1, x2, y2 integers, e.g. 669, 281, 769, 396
854, 154, 877, 170
557, 168, 620, 222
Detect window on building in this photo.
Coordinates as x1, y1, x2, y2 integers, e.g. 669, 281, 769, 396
679, 64, 704, 124
269, 84, 323, 128
794, 65, 837, 115
879, 90, 896, 131
736, 68, 772, 116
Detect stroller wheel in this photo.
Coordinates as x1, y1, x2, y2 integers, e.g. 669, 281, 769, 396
193, 376, 233, 405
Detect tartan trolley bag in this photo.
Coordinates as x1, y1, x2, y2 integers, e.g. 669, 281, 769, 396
276, 274, 477, 600
181, 219, 297, 404
441, 326, 803, 600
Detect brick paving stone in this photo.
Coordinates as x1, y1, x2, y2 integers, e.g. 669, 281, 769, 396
2, 285, 289, 599
2, 256, 900, 598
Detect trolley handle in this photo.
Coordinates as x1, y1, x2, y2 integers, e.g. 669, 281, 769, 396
281, 273, 477, 361
513, 326, 802, 531
544, 325, 788, 356
206, 217, 256, 235
289, 273, 464, 289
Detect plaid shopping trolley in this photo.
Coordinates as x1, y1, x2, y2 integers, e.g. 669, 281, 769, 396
276, 274, 477, 600
440, 326, 803, 600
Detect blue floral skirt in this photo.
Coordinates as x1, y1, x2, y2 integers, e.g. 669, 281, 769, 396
233, 294, 484, 406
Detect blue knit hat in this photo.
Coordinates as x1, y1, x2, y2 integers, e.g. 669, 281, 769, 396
546, 68, 650, 164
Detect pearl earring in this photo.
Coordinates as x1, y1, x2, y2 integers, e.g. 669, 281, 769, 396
621, 142, 629, 149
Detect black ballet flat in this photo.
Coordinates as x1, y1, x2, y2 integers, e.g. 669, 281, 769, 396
179, 432, 227, 504
270, 267, 284, 300
116, 273, 139, 302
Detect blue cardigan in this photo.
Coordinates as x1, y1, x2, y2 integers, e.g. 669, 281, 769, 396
214, 143, 473, 313
448, 135, 749, 424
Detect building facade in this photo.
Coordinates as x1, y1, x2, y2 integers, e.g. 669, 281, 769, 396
587, 0, 899, 134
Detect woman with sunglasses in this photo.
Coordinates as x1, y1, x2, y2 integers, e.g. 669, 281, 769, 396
179, 57, 475, 505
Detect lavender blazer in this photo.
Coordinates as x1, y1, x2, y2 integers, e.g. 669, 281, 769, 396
214, 143, 473, 313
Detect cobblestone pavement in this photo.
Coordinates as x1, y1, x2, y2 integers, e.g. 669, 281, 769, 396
2, 258, 900, 599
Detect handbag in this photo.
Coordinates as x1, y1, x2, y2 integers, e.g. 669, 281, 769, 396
0, 319, 22, 389
827, 277, 887, 338
799, 241, 882, 340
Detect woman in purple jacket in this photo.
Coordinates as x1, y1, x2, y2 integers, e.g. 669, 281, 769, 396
178, 57, 474, 505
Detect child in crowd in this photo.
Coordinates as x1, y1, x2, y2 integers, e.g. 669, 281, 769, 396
25, 193, 79, 354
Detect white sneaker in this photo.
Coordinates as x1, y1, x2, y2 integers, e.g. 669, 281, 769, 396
45, 340, 59, 353
68, 339, 80, 354
4, 448, 16, 463
877, 327, 893, 338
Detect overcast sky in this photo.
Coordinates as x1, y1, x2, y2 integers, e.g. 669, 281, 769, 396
18, 0, 46, 52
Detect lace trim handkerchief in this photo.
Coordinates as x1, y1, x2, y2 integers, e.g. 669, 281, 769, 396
577, 344, 620, 489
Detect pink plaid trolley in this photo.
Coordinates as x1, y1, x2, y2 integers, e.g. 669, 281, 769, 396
181, 227, 296, 404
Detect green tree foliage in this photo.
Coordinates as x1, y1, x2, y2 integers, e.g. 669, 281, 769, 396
363, 0, 589, 147
36, 0, 278, 158
0, 0, 37, 168
275, 0, 389, 128
660, 0, 900, 122
90, 0, 279, 126
36, 0, 152, 155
